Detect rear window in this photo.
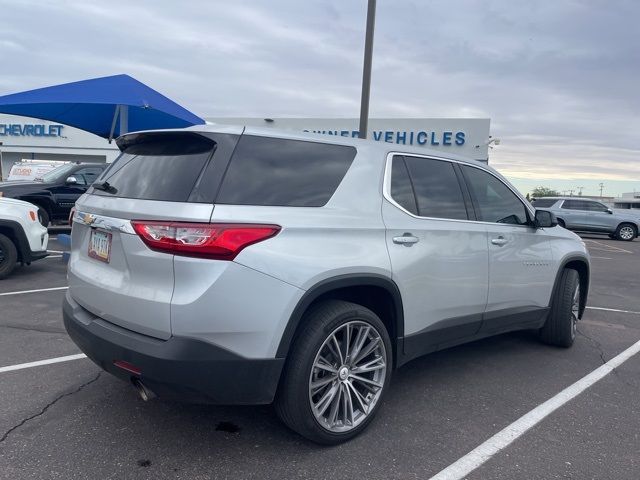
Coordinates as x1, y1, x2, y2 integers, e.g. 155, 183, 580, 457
531, 198, 557, 207
215, 135, 356, 207
94, 133, 215, 202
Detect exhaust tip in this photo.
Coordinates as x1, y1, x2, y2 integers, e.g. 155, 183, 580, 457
132, 378, 156, 402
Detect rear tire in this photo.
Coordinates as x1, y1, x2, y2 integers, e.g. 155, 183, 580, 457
275, 300, 392, 445
539, 268, 580, 347
615, 223, 637, 241
0, 233, 18, 280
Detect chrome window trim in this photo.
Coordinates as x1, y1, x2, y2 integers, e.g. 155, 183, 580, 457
382, 151, 536, 228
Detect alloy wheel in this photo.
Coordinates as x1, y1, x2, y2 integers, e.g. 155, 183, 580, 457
308, 321, 387, 433
619, 226, 634, 240
571, 283, 580, 339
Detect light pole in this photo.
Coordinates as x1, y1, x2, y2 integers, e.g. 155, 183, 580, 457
0, 141, 3, 181
358, 0, 376, 139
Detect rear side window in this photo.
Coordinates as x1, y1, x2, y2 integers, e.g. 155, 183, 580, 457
216, 135, 356, 207
531, 198, 557, 208
95, 133, 215, 202
390, 156, 418, 215
462, 166, 529, 225
398, 156, 468, 220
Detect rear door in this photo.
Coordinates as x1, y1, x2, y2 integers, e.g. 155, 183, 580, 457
382, 154, 488, 357
459, 165, 555, 334
68, 131, 238, 339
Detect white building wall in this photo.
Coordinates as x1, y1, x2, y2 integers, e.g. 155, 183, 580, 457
0, 114, 119, 180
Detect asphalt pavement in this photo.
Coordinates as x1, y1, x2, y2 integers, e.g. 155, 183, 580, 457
0, 233, 639, 479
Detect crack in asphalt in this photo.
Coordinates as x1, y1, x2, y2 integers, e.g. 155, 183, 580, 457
577, 328, 607, 365
0, 372, 102, 445
577, 328, 636, 388
0, 324, 66, 335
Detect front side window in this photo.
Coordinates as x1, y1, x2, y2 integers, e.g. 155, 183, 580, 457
462, 166, 529, 225
588, 202, 609, 212
74, 167, 104, 186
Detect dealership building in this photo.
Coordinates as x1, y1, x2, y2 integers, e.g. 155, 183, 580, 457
0, 113, 119, 179
0, 114, 491, 179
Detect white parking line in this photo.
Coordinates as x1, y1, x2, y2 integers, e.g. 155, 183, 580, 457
589, 256, 612, 260
46, 249, 65, 254
44, 255, 63, 259
583, 239, 633, 254
587, 306, 640, 315
429, 338, 640, 480
0, 353, 87, 374
0, 286, 68, 296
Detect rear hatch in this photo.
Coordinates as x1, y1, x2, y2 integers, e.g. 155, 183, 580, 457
68, 131, 231, 339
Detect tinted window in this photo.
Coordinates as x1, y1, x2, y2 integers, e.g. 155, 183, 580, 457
588, 202, 609, 212
390, 156, 418, 215
532, 198, 557, 208
402, 156, 468, 220
216, 136, 356, 207
74, 167, 104, 186
562, 200, 592, 211
462, 166, 529, 225
94, 133, 215, 202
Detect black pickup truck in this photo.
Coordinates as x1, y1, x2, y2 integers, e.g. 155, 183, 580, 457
0, 162, 107, 226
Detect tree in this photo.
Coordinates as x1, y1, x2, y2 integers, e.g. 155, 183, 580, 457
531, 186, 560, 198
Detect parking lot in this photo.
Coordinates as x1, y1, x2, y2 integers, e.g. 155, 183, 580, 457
1, 233, 639, 479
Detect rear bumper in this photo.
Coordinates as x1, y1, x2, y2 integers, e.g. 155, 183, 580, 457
63, 293, 285, 404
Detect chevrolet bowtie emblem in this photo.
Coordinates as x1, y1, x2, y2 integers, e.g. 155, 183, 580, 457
83, 213, 96, 225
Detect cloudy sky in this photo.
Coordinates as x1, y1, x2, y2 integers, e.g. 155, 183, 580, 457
0, 0, 638, 196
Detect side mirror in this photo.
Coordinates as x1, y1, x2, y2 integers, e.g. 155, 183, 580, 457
607, 208, 613, 214
535, 209, 558, 228
65, 176, 78, 185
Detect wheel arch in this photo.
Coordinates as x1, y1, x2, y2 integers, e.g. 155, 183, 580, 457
276, 274, 404, 365
0, 220, 29, 262
551, 255, 590, 318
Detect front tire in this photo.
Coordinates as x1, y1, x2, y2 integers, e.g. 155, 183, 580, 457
615, 223, 637, 241
539, 268, 580, 347
275, 300, 392, 445
0, 233, 18, 280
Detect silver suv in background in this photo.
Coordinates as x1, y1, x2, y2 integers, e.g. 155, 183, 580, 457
532, 197, 639, 241
64, 126, 590, 444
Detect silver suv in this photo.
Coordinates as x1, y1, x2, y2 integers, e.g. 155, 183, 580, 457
64, 125, 590, 444
532, 197, 639, 241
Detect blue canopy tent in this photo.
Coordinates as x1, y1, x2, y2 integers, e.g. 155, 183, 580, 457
0, 74, 205, 142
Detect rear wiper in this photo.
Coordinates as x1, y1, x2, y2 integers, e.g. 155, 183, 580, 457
92, 181, 116, 193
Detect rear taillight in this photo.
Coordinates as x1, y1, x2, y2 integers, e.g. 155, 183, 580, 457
131, 221, 280, 260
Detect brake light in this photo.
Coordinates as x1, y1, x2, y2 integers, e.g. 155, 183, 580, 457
29, 210, 37, 221
131, 221, 280, 260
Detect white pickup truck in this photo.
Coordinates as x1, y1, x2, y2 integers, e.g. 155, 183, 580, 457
0, 197, 49, 278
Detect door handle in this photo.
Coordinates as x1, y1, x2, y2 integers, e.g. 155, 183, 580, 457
393, 233, 419, 245
491, 236, 508, 246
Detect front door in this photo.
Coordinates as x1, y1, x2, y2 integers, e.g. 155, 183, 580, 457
382, 155, 489, 359
459, 165, 555, 334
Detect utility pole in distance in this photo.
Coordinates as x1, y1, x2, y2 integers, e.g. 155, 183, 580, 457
358, 0, 376, 139
599, 183, 604, 198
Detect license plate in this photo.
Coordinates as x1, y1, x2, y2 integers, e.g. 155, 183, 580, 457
88, 230, 112, 263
